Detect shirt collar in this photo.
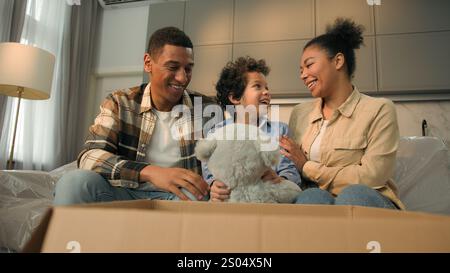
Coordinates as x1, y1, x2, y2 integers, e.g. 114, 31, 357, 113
308, 86, 361, 123
337, 87, 361, 118
309, 99, 323, 124
139, 83, 193, 116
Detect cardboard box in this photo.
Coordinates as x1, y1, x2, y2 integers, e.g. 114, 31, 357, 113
24, 200, 450, 253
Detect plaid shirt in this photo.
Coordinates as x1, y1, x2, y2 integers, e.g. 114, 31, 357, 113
78, 83, 218, 188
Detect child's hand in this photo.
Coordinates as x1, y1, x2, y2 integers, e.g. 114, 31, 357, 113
261, 169, 282, 184
210, 180, 231, 202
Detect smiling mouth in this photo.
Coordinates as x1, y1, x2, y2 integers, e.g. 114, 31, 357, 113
307, 80, 317, 90
259, 99, 270, 105
169, 83, 184, 92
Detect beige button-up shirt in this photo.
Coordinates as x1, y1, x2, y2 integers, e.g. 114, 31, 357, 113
289, 88, 405, 209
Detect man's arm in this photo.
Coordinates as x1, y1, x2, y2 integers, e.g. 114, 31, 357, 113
78, 93, 209, 199
78, 94, 148, 183
140, 165, 209, 201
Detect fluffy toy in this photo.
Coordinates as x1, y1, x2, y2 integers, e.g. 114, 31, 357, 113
195, 123, 301, 203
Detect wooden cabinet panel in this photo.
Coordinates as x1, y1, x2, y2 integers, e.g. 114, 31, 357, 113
377, 32, 450, 91
375, 0, 450, 34
189, 45, 233, 96
233, 40, 308, 97
316, 0, 374, 35
353, 36, 377, 92
147, 2, 185, 35
234, 0, 314, 42
185, 0, 234, 45
145, 0, 450, 95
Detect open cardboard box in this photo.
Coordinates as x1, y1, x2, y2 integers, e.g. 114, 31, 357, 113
24, 200, 450, 253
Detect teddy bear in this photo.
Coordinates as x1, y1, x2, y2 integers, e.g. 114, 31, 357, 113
195, 123, 301, 203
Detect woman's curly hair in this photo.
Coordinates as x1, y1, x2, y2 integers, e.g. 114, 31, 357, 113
215, 56, 270, 109
305, 18, 364, 78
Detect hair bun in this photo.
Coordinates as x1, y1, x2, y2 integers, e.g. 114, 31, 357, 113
326, 18, 364, 49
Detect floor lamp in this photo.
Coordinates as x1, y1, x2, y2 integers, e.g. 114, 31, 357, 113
0, 42, 55, 170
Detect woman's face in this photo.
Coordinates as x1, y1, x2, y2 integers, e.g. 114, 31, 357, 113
300, 45, 338, 98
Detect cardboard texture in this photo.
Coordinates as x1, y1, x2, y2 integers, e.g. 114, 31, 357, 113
24, 200, 450, 253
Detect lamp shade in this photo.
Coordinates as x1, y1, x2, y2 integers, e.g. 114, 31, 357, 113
0, 42, 55, 100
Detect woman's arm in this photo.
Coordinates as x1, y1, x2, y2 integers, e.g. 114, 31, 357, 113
284, 100, 399, 193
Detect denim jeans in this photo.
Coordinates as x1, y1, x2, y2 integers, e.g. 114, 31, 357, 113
53, 169, 205, 206
293, 184, 397, 209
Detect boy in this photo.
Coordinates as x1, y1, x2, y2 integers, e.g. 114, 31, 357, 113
203, 56, 301, 202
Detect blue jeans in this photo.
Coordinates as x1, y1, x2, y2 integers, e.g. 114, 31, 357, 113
53, 169, 205, 206
294, 184, 397, 209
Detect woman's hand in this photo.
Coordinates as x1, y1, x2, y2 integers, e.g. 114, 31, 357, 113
279, 135, 308, 172
261, 169, 283, 184
209, 180, 231, 202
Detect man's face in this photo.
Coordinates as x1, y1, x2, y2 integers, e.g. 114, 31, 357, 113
144, 44, 194, 111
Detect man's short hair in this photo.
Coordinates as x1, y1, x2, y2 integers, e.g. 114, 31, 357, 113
147, 26, 193, 58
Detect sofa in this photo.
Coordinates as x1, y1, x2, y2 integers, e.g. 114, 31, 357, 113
1, 136, 449, 252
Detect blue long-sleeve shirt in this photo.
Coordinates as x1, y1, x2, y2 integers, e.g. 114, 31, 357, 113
201, 118, 302, 187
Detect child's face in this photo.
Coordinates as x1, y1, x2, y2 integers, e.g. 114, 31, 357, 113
237, 72, 271, 107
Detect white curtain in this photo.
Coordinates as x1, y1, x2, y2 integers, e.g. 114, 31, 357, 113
0, 0, 71, 170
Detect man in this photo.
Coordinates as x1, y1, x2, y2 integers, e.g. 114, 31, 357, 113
54, 27, 217, 205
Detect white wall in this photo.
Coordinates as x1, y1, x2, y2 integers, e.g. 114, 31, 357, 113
88, 5, 149, 129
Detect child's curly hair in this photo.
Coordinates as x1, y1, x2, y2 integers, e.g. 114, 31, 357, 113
216, 56, 270, 109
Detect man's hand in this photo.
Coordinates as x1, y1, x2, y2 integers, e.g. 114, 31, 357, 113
261, 169, 282, 184
210, 180, 230, 202
279, 135, 308, 172
140, 165, 209, 201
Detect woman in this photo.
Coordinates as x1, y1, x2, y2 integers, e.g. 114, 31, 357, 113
280, 18, 404, 209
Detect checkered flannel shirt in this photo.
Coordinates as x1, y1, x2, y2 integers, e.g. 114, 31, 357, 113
78, 83, 218, 188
